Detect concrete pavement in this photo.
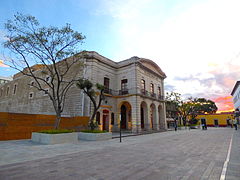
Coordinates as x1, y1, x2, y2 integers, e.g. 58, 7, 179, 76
0, 128, 239, 180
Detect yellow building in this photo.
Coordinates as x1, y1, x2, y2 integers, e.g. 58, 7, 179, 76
197, 112, 234, 127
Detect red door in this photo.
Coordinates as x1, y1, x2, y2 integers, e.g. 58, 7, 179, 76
102, 110, 109, 131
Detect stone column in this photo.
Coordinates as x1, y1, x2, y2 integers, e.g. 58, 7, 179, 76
131, 97, 141, 133
112, 111, 120, 132
162, 103, 167, 130
155, 105, 160, 130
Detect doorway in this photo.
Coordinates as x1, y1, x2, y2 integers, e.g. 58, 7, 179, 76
121, 105, 127, 129
102, 110, 109, 131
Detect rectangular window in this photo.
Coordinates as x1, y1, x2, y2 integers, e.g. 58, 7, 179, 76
121, 79, 128, 90
121, 79, 128, 95
150, 83, 155, 97
104, 77, 110, 89
158, 86, 161, 96
150, 83, 154, 94
104, 77, 111, 94
141, 79, 145, 94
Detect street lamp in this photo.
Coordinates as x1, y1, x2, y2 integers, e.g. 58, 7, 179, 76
119, 114, 122, 143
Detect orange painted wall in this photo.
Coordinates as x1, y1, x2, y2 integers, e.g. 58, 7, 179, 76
0, 112, 89, 141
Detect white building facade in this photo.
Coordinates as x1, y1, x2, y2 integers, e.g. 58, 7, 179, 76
231, 81, 240, 110
0, 51, 167, 133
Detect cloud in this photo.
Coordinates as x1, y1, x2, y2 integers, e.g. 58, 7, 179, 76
98, 0, 240, 111
212, 96, 234, 111
0, 60, 9, 67
170, 60, 240, 110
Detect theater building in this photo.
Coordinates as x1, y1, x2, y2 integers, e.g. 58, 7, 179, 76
0, 51, 167, 133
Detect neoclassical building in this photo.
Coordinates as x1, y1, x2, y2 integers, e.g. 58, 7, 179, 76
0, 51, 167, 133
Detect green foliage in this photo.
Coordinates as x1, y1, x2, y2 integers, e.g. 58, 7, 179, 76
178, 97, 217, 124
165, 91, 182, 104
88, 121, 99, 130
81, 130, 107, 133
38, 129, 74, 134
4, 13, 85, 130
192, 98, 218, 114
4, 12, 85, 62
76, 78, 105, 130
96, 83, 105, 90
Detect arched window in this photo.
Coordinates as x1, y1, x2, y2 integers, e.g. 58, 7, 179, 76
96, 112, 101, 125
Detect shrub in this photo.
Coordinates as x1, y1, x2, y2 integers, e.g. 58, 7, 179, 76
81, 129, 107, 133
39, 129, 74, 134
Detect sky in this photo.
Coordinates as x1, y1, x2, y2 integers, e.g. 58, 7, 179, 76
0, 0, 240, 112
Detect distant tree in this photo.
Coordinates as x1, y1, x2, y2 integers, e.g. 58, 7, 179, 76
3, 13, 85, 129
192, 98, 218, 114
165, 91, 182, 119
165, 91, 182, 106
178, 97, 218, 125
76, 78, 105, 130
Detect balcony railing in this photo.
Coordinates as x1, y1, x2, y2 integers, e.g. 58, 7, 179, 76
119, 89, 129, 95
103, 87, 165, 101
104, 88, 112, 94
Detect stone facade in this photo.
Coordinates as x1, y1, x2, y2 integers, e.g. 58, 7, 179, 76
0, 51, 167, 133
0, 76, 12, 85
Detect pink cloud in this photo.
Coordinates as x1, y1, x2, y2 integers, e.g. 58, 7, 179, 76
212, 96, 234, 112
0, 60, 9, 67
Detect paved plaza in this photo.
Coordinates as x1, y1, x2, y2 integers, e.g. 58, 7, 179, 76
0, 128, 239, 180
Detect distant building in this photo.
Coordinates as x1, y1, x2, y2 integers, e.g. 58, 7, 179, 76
165, 101, 178, 128
197, 112, 234, 127
231, 81, 240, 110
0, 51, 167, 133
0, 76, 12, 85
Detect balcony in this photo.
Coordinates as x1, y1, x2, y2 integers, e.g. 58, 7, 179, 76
103, 88, 129, 96
103, 88, 165, 101
119, 89, 129, 95
140, 89, 164, 101
104, 88, 112, 95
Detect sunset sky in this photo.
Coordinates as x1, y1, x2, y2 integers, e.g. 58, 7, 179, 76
1, 0, 240, 112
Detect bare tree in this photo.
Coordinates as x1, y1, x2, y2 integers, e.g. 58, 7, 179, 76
3, 13, 85, 129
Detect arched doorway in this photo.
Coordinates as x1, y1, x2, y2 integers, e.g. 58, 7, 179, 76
150, 103, 156, 130
121, 105, 127, 129
102, 110, 109, 131
119, 101, 132, 130
140, 101, 148, 129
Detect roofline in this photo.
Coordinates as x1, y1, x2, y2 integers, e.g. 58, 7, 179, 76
231, 81, 240, 96
0, 76, 13, 81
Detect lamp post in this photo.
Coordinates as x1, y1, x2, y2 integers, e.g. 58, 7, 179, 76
119, 114, 122, 143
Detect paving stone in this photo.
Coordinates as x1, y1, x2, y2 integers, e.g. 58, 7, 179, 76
0, 128, 239, 180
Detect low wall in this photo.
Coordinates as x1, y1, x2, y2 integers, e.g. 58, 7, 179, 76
0, 112, 89, 141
